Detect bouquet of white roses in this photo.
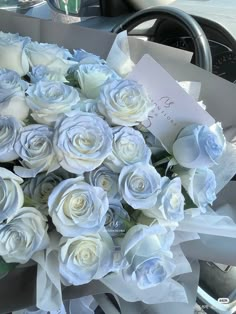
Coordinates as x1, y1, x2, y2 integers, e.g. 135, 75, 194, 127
0, 20, 236, 314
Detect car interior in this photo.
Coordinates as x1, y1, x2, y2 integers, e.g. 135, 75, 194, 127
45, 0, 236, 84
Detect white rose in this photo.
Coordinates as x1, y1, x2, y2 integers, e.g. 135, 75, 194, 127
98, 79, 154, 126
104, 126, 151, 173
73, 63, 119, 99
121, 224, 175, 289
53, 113, 112, 175
72, 49, 105, 65
85, 165, 120, 201
85, 165, 121, 201
105, 202, 130, 237
66, 98, 102, 117
48, 177, 109, 237
59, 231, 114, 286
119, 163, 161, 209
0, 69, 29, 121
25, 41, 76, 75
29, 65, 68, 83
143, 177, 185, 222
177, 167, 216, 212
0, 207, 49, 264
22, 169, 72, 215
26, 81, 80, 125
0, 116, 22, 162
14, 124, 59, 178
0, 168, 24, 222
0, 32, 30, 76
77, 99, 101, 115
173, 123, 226, 168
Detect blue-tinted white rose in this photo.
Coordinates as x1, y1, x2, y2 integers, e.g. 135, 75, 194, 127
0, 168, 24, 222
85, 165, 120, 201
29, 65, 68, 83
104, 127, 151, 173
143, 177, 185, 222
0, 116, 22, 162
26, 81, 80, 125
71, 49, 105, 65
0, 32, 30, 76
59, 231, 114, 286
98, 79, 154, 126
121, 224, 175, 289
48, 177, 109, 237
53, 113, 112, 175
63, 100, 104, 120
22, 169, 72, 215
119, 163, 161, 209
73, 63, 119, 99
173, 123, 225, 168
0, 69, 28, 99
0, 69, 29, 121
76, 99, 101, 116
178, 167, 216, 212
25, 41, 76, 75
0, 207, 49, 264
14, 124, 59, 178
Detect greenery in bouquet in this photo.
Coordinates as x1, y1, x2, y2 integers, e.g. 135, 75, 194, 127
0, 30, 229, 308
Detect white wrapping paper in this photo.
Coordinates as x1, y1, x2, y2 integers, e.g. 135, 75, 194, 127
171, 245, 192, 277
173, 231, 200, 246
182, 181, 236, 266
106, 31, 135, 77
211, 142, 236, 193
12, 296, 97, 314
32, 232, 62, 311
177, 209, 236, 238
101, 274, 188, 304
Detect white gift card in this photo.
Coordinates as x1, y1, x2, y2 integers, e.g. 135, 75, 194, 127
128, 54, 215, 151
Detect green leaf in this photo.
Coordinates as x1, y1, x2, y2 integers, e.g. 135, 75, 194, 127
0, 257, 17, 277
182, 188, 197, 210
123, 218, 136, 232
65, 72, 80, 88
23, 194, 39, 208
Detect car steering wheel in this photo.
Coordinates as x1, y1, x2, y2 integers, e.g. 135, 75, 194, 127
112, 6, 212, 72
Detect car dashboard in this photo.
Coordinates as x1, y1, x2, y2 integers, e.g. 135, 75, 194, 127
122, 13, 235, 84
76, 7, 236, 84
154, 16, 236, 83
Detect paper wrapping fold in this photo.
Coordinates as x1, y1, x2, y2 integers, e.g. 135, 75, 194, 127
0, 266, 109, 314
115, 260, 200, 314
0, 9, 236, 313
32, 232, 62, 312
